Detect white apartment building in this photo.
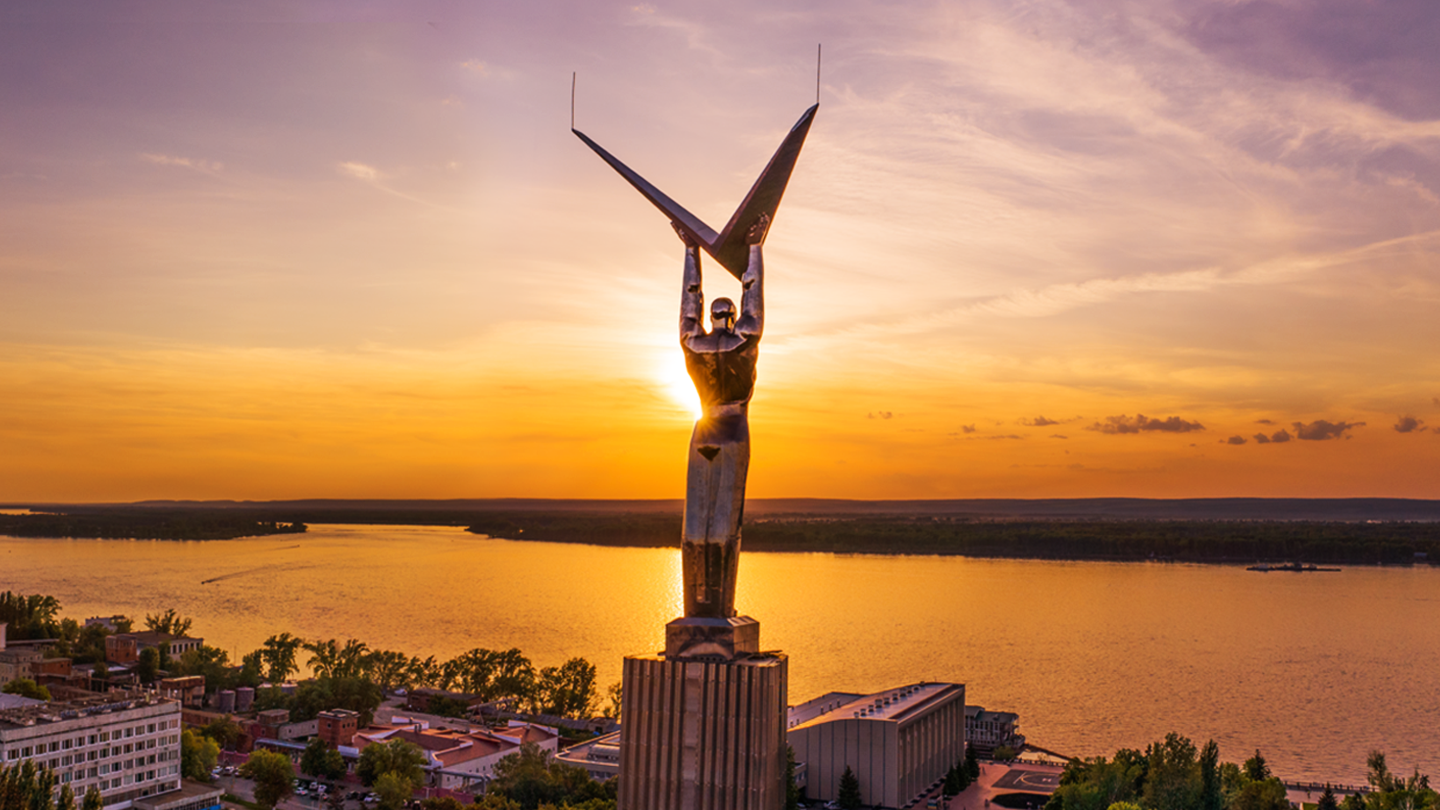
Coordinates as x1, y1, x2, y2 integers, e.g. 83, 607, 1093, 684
0, 692, 184, 809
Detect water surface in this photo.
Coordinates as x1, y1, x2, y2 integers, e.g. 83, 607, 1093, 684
3, 524, 1436, 785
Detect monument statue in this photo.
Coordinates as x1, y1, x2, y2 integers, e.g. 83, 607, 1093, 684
574, 100, 815, 810
676, 214, 767, 619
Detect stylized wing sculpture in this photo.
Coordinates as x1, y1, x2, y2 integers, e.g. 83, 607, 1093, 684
573, 104, 818, 280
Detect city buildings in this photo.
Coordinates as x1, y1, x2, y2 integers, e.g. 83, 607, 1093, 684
0, 691, 195, 809
104, 633, 203, 666
787, 682, 967, 809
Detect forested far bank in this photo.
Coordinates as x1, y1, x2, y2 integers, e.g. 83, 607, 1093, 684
0, 511, 305, 540
464, 513, 1440, 565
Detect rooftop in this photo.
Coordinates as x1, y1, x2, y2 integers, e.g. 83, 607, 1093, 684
0, 691, 174, 730
789, 683, 963, 731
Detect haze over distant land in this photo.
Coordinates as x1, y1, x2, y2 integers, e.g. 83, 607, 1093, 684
13, 497, 1440, 521
3, 2, 1440, 501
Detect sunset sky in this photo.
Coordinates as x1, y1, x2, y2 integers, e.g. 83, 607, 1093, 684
3, 0, 1439, 502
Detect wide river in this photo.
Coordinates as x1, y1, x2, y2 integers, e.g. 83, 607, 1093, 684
3, 524, 1436, 785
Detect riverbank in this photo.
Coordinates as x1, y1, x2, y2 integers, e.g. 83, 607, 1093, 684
4, 500, 1440, 564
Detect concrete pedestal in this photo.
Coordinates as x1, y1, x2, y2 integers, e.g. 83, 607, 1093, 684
618, 616, 787, 810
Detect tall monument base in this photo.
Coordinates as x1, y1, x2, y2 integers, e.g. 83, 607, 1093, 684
618, 616, 788, 810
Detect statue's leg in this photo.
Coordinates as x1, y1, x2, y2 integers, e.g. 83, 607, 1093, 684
681, 418, 750, 618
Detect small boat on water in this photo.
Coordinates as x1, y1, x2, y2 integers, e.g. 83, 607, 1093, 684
1247, 562, 1342, 572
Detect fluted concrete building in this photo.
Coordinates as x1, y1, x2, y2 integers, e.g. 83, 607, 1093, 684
619, 647, 788, 810
787, 682, 966, 810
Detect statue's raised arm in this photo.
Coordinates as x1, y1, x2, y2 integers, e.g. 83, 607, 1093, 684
736, 214, 766, 339
676, 222, 706, 343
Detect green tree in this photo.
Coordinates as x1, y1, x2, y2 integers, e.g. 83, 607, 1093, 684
965, 745, 980, 781
486, 743, 561, 810
443, 648, 535, 705
300, 736, 348, 781
1, 679, 50, 701
485, 743, 609, 810
837, 765, 862, 810
174, 645, 232, 692
136, 648, 160, 684
995, 745, 1018, 761
357, 740, 427, 788
290, 677, 383, 725
471, 796, 521, 810
0, 593, 62, 640
603, 682, 622, 720
785, 746, 801, 810
374, 772, 415, 810
301, 736, 331, 779
533, 658, 598, 718
1317, 785, 1339, 810
1044, 750, 1145, 810
1367, 752, 1396, 793
240, 749, 295, 810
181, 729, 220, 781
1200, 740, 1223, 810
945, 759, 971, 797
1143, 733, 1200, 810
55, 785, 76, 810
202, 716, 244, 750
81, 787, 103, 810
364, 650, 413, 693
1243, 751, 1271, 783
260, 633, 305, 683
426, 696, 469, 719
144, 608, 194, 637
1228, 778, 1288, 810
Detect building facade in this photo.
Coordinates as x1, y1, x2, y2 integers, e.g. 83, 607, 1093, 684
964, 706, 1024, 758
0, 691, 183, 809
787, 682, 966, 810
316, 709, 358, 749
104, 634, 203, 666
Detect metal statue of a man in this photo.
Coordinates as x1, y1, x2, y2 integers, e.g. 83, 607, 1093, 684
675, 213, 768, 619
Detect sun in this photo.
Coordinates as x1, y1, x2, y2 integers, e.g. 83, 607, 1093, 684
658, 354, 702, 419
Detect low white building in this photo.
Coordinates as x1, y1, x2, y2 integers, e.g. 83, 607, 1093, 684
0, 691, 184, 809
787, 682, 966, 810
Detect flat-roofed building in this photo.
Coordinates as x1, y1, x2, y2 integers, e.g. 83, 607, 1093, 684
787, 682, 966, 810
317, 709, 359, 748
0, 691, 183, 809
555, 730, 621, 782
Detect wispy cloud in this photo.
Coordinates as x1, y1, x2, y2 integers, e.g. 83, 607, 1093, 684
141, 153, 222, 174
1089, 414, 1206, 435
1020, 415, 1062, 427
1293, 420, 1365, 441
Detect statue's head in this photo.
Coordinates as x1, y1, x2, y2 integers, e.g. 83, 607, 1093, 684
711, 298, 737, 332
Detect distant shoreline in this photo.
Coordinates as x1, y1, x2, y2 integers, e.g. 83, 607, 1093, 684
3, 499, 1439, 565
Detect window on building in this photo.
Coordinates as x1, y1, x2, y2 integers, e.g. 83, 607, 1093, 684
148, 724, 156, 734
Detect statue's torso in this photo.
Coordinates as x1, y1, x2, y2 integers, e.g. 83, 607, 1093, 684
682, 331, 759, 410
